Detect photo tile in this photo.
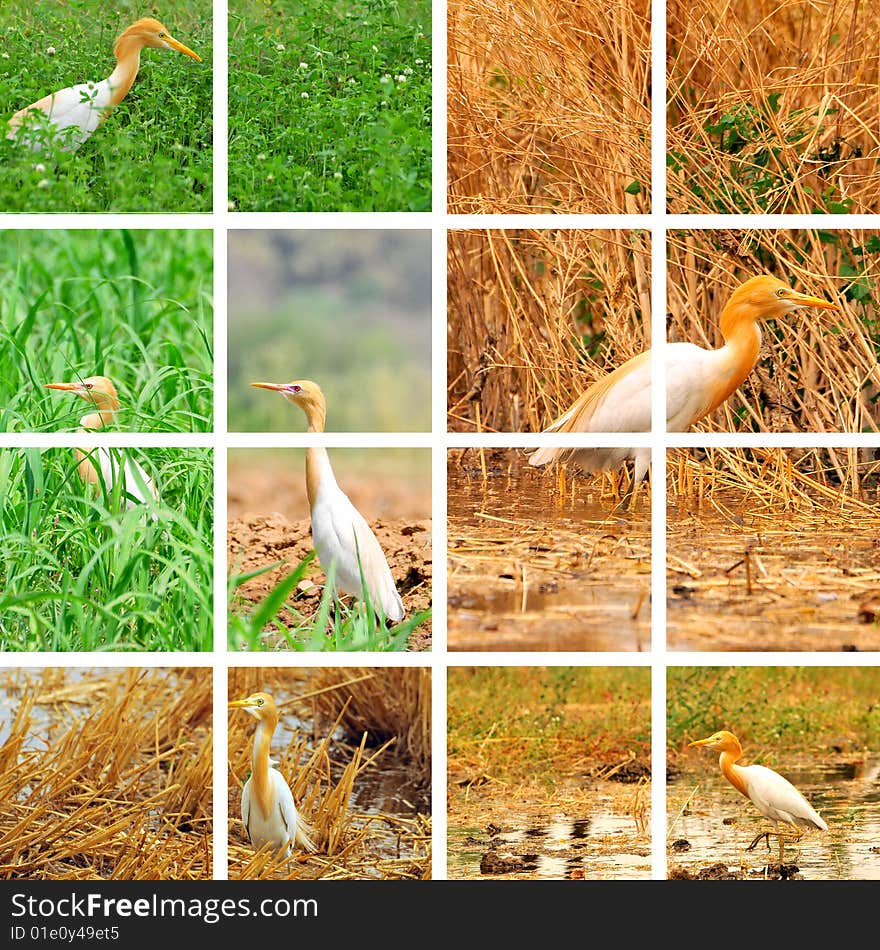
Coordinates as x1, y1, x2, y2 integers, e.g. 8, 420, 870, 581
667, 666, 880, 880
448, 666, 651, 879
228, 666, 431, 880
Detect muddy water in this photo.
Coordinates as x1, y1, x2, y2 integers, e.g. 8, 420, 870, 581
668, 755, 880, 880
448, 463, 651, 651
668, 495, 880, 651
448, 783, 651, 880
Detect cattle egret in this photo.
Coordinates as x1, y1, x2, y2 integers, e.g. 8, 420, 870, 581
528, 275, 839, 489
251, 379, 405, 622
229, 691, 317, 857
689, 729, 829, 865
44, 374, 157, 514
8, 18, 201, 151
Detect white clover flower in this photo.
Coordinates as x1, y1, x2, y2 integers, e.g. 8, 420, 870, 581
380, 100, 387, 107
276, 43, 286, 51
1, 52, 9, 60
34, 163, 46, 173
415, 59, 424, 65
266, 174, 275, 181
347, 78, 356, 85
301, 92, 309, 99
333, 172, 342, 180
257, 153, 267, 161
380, 74, 391, 84
299, 62, 308, 69
46, 46, 56, 55
227, 200, 236, 211
372, 45, 378, 53
37, 179, 50, 188
404, 67, 413, 76
396, 74, 407, 83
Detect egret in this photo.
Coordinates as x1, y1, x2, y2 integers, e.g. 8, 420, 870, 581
8, 18, 201, 151
44, 374, 157, 514
251, 379, 405, 622
689, 729, 829, 865
228, 691, 317, 857
528, 275, 839, 491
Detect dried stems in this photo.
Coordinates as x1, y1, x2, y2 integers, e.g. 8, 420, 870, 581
0, 668, 212, 880
448, 0, 651, 213
448, 229, 650, 432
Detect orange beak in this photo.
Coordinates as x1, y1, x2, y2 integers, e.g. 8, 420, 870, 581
251, 382, 287, 392
44, 381, 83, 392
790, 290, 839, 312
165, 34, 201, 62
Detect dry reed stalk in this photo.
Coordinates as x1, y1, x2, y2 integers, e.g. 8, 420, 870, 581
667, 229, 880, 433
448, 0, 651, 212
227, 669, 431, 881
668, 447, 880, 509
668, 0, 880, 213
448, 229, 650, 432
0, 669, 212, 880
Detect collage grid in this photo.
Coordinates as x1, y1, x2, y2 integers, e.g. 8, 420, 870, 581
0, 0, 877, 888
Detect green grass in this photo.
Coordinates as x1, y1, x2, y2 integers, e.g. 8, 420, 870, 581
0, 3, 211, 212
0, 229, 213, 432
447, 668, 651, 779
228, 555, 431, 651
0, 446, 213, 651
668, 667, 880, 753
229, 0, 431, 211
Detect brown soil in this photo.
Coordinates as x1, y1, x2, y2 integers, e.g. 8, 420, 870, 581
228, 460, 432, 649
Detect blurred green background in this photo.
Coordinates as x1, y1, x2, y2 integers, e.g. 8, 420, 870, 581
227, 230, 431, 432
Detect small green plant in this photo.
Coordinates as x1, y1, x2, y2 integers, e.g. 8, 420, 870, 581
228, 555, 430, 652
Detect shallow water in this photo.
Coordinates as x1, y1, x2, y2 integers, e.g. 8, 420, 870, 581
448, 463, 651, 651
668, 755, 880, 880
448, 783, 651, 880
667, 495, 880, 651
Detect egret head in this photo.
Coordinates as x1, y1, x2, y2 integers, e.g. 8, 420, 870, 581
689, 730, 741, 754
729, 275, 839, 320
45, 375, 120, 411
251, 378, 327, 430
119, 18, 201, 61
228, 691, 278, 722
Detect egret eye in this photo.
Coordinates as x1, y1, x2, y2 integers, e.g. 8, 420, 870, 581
257, 698, 264, 705
776, 288, 786, 297
158, 32, 166, 38
84, 382, 94, 389
292, 386, 302, 394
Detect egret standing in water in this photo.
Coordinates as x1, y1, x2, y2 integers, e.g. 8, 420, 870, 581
251, 379, 405, 622
528, 275, 839, 492
229, 691, 317, 857
8, 18, 201, 151
689, 730, 829, 865
44, 374, 157, 514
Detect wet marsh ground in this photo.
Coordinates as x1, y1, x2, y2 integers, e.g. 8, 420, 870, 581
448, 450, 650, 651
448, 668, 651, 880
228, 667, 430, 880
668, 487, 880, 652
0, 668, 212, 880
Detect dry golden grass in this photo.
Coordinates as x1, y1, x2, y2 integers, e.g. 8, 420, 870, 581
0, 668, 212, 880
227, 668, 431, 881
668, 0, 880, 213
668, 446, 880, 506
668, 229, 880, 433
448, 229, 651, 432
448, 0, 651, 213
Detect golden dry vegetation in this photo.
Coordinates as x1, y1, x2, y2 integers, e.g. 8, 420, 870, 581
448, 0, 651, 213
668, 0, 880, 213
447, 229, 650, 432
0, 668, 212, 880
